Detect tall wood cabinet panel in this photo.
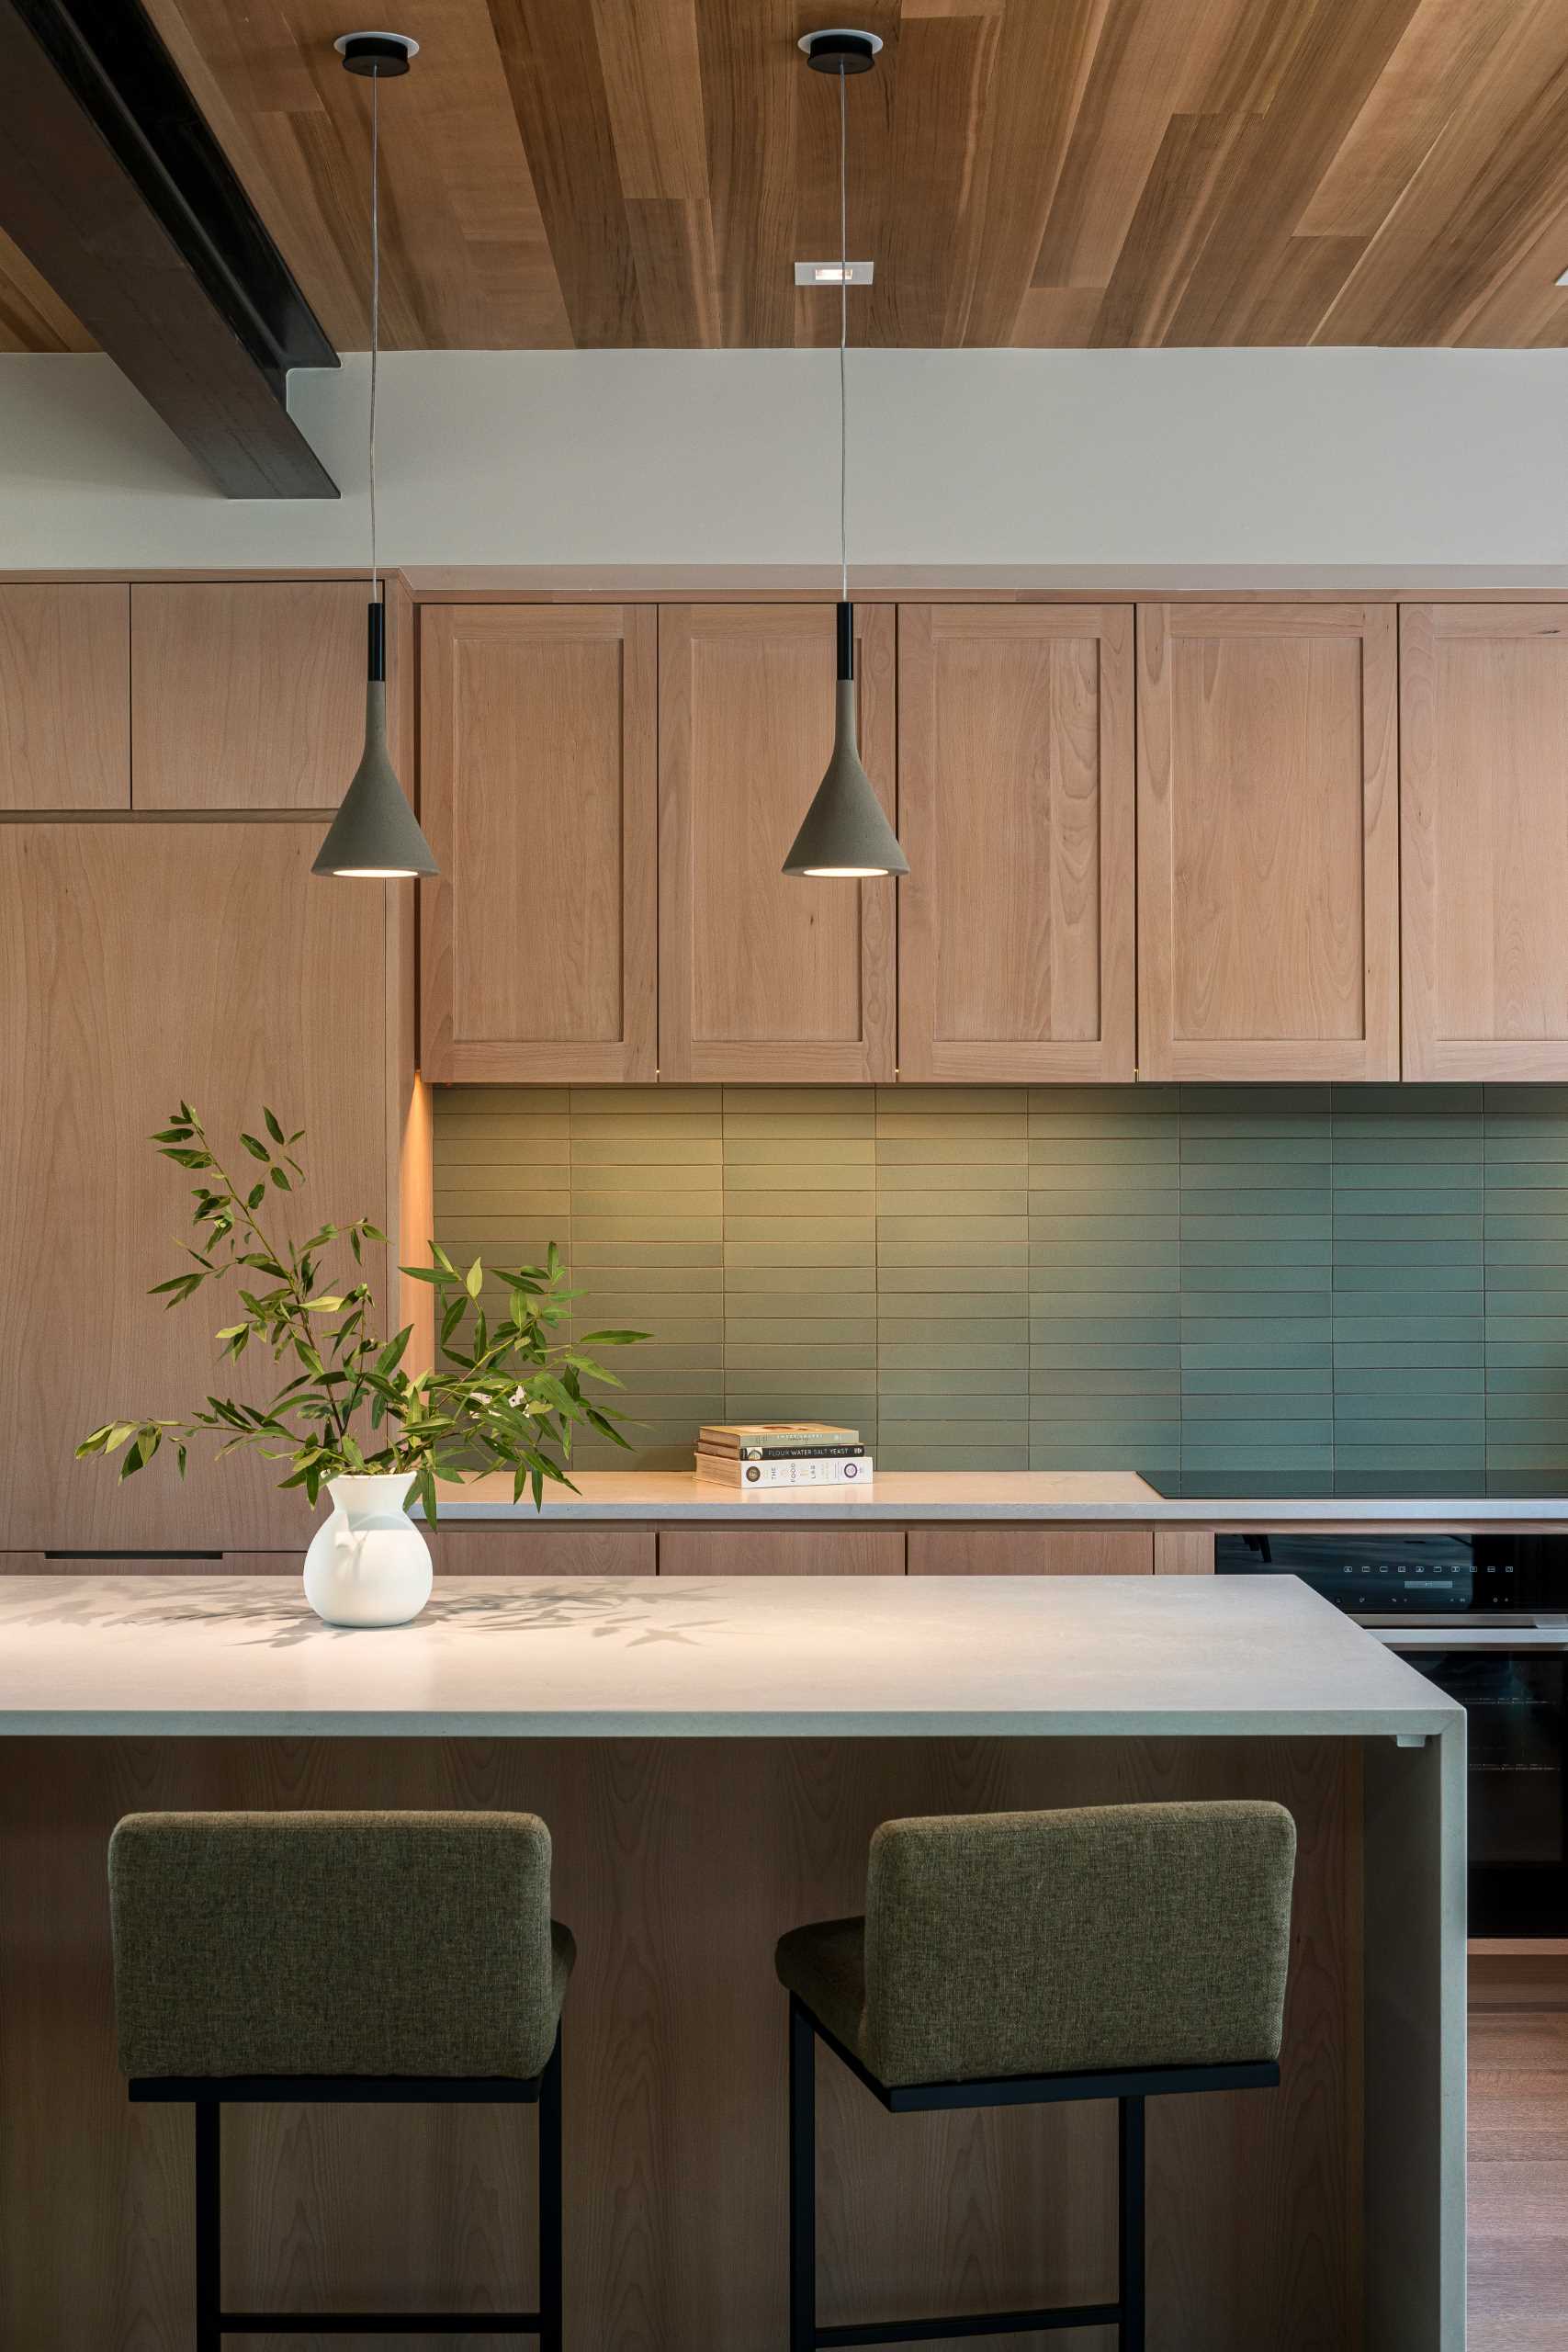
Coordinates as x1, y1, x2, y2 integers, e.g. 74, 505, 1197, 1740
1402, 605, 1568, 1079
130, 581, 367, 808
1136, 603, 1399, 1080
658, 604, 896, 1081
419, 604, 656, 1081
0, 824, 390, 1550
0, 584, 129, 809
898, 605, 1134, 1081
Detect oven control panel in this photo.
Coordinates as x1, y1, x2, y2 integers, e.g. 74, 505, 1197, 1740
1214, 1532, 1568, 1617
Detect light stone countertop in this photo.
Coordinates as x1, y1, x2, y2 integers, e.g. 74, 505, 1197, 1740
0, 1572, 1459, 1739
426, 1468, 1565, 1527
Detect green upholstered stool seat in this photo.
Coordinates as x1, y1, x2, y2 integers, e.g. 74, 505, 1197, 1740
109, 1809, 574, 2083
775, 1798, 1295, 2088
775, 1799, 1298, 2352
109, 1810, 572, 2347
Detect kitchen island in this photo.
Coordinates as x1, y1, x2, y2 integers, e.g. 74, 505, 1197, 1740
0, 1571, 1463, 2349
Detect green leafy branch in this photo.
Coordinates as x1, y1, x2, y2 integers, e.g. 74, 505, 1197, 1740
76, 1103, 649, 1521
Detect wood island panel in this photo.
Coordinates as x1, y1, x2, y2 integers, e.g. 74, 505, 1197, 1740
908, 1527, 1154, 1576
0, 1732, 1359, 2352
658, 1528, 906, 1576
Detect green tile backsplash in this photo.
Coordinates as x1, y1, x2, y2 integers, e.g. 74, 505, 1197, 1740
432, 1083, 1568, 1498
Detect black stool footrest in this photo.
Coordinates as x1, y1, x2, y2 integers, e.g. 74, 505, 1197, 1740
818, 2307, 1122, 2346
219, 2317, 542, 2337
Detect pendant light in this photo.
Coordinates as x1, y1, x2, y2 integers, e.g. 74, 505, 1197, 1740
314, 31, 438, 880
783, 29, 908, 881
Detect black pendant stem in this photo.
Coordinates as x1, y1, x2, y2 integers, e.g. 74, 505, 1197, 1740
836, 600, 854, 683
367, 599, 386, 684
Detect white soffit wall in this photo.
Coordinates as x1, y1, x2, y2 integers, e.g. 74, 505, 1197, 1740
0, 345, 1563, 582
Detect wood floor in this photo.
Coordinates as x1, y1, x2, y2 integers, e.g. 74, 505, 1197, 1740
1470, 1948, 1568, 2349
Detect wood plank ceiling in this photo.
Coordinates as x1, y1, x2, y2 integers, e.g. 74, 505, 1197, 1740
6, 0, 1568, 354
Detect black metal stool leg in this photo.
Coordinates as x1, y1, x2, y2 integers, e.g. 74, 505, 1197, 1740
538, 2027, 564, 2352
195, 2099, 221, 2352
789, 1996, 817, 2352
1118, 2094, 1145, 2352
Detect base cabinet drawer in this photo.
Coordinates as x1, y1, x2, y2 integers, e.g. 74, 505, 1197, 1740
908, 1529, 1154, 1576
659, 1530, 905, 1576
424, 1530, 656, 1577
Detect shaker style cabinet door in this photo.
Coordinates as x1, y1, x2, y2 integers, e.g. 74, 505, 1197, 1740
658, 604, 896, 1081
0, 823, 390, 1551
419, 604, 657, 1081
1136, 604, 1399, 1080
0, 583, 129, 809
1403, 605, 1568, 1080
897, 605, 1134, 1081
130, 581, 367, 808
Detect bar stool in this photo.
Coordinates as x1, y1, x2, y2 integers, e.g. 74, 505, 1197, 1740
108, 1809, 573, 2348
774, 1798, 1296, 2350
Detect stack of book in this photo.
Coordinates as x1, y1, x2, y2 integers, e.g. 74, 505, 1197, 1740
694, 1422, 872, 1488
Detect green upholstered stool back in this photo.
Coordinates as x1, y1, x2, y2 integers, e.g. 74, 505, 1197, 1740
108, 1810, 572, 2081
863, 1799, 1296, 2087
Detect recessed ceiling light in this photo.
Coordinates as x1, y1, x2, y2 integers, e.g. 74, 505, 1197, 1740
795, 260, 874, 286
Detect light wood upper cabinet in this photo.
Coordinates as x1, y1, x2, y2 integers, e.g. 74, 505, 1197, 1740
1402, 605, 1568, 1080
0, 824, 390, 1551
898, 605, 1134, 1081
0, 584, 129, 809
419, 604, 656, 1081
1137, 603, 1399, 1080
130, 581, 367, 808
658, 605, 896, 1081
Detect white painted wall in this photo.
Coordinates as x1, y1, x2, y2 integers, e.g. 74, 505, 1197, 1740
0, 346, 1564, 579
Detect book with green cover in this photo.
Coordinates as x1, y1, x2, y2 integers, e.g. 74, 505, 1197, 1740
698, 1421, 862, 1459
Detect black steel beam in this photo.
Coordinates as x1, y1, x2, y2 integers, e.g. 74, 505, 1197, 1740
0, 0, 339, 497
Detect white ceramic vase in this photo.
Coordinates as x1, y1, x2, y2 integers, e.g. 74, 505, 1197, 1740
303, 1473, 433, 1628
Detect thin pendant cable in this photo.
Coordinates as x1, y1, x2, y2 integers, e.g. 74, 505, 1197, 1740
782, 27, 906, 878
838, 62, 848, 603
368, 63, 380, 603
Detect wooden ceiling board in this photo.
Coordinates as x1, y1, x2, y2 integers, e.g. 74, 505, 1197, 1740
7, 0, 1568, 352
1160, 0, 1426, 345
1297, 0, 1527, 238
1316, 0, 1568, 344
143, 0, 571, 349
868, 9, 1002, 347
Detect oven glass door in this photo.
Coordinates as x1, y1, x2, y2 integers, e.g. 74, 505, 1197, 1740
1401, 1647, 1568, 1935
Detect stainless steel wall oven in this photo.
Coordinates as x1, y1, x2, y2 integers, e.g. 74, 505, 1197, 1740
1217, 1532, 1568, 1937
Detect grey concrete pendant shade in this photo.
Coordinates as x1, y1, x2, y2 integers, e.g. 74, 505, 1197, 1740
312, 664, 437, 877
313, 602, 436, 875
783, 674, 908, 876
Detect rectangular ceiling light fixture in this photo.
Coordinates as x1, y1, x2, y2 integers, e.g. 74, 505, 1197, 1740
795, 260, 874, 285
